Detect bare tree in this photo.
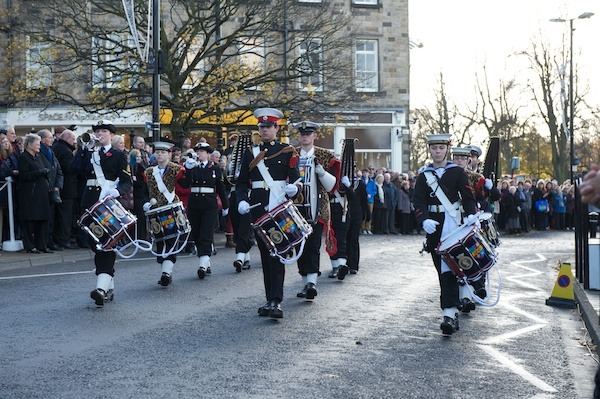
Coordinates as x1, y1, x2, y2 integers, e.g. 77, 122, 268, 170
516, 39, 595, 182
410, 73, 476, 169
463, 66, 531, 174
7, 0, 361, 135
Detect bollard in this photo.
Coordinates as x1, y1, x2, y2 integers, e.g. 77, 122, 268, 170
2, 177, 24, 251
590, 212, 598, 239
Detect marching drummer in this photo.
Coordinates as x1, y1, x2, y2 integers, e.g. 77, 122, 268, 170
180, 142, 229, 280
236, 108, 302, 319
452, 146, 499, 213
451, 146, 499, 312
142, 141, 186, 287
76, 120, 131, 307
293, 121, 339, 300
412, 134, 478, 335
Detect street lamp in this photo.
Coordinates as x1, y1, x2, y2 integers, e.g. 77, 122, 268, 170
550, 12, 595, 183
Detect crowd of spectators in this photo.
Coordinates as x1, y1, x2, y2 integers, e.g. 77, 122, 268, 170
352, 165, 581, 237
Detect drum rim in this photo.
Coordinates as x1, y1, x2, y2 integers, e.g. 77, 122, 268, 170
145, 201, 185, 215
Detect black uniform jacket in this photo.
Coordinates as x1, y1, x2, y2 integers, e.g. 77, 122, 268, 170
179, 161, 228, 211
235, 140, 300, 221
413, 162, 477, 251
74, 147, 131, 209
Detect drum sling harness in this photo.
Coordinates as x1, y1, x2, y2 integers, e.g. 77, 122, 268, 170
91, 150, 117, 199
152, 166, 176, 204
424, 171, 461, 225
252, 146, 285, 211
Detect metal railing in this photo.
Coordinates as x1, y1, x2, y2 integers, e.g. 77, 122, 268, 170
0, 177, 24, 251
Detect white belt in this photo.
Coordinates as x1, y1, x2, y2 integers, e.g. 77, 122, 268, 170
250, 180, 287, 190
428, 202, 460, 213
330, 197, 345, 204
86, 179, 115, 187
191, 187, 215, 194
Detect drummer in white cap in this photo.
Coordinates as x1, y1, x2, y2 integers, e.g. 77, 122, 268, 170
180, 141, 229, 280
75, 120, 131, 307
464, 144, 482, 174
236, 107, 302, 319
142, 141, 186, 287
412, 134, 478, 336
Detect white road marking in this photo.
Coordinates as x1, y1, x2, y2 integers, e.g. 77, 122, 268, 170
475, 253, 558, 393
0, 270, 94, 280
479, 324, 547, 345
478, 344, 558, 393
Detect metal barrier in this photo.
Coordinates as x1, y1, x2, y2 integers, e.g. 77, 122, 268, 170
0, 177, 23, 251
590, 212, 598, 239
574, 174, 599, 290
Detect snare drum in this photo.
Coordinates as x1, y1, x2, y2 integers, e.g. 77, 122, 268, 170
78, 196, 137, 251
253, 200, 313, 257
436, 224, 497, 282
145, 202, 191, 242
478, 212, 500, 247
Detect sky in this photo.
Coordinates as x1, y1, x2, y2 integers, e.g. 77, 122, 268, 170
409, 0, 599, 138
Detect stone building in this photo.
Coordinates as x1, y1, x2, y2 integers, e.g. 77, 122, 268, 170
0, 0, 411, 171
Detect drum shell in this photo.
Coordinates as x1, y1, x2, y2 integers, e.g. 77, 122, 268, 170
252, 200, 312, 256
478, 212, 500, 247
145, 202, 190, 242
436, 224, 496, 282
78, 197, 137, 251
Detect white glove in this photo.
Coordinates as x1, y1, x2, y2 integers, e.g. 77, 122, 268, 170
422, 219, 440, 234
484, 178, 493, 190
341, 176, 351, 188
185, 158, 197, 169
465, 214, 481, 228
315, 164, 325, 177
222, 208, 229, 217
238, 200, 250, 215
103, 188, 120, 199
285, 183, 298, 197
143, 202, 152, 212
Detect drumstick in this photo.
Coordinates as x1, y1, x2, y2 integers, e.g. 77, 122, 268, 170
249, 202, 262, 210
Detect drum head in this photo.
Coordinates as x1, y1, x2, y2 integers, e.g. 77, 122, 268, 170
438, 224, 475, 252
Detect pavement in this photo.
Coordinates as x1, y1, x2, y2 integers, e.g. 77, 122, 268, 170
0, 232, 598, 352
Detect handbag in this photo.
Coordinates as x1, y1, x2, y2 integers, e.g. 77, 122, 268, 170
534, 199, 548, 213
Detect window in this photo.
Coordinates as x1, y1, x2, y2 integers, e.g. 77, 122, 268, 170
298, 38, 323, 92
92, 33, 135, 89
239, 37, 265, 90
182, 35, 205, 90
26, 40, 52, 88
298, 0, 322, 3
355, 39, 378, 92
353, 0, 378, 5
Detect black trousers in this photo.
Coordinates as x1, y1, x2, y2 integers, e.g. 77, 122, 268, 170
188, 204, 218, 257
229, 190, 253, 253
330, 203, 349, 260
22, 220, 48, 251
346, 210, 362, 270
47, 199, 56, 246
155, 237, 177, 263
297, 222, 323, 275
257, 238, 285, 303
431, 251, 460, 310
54, 198, 74, 246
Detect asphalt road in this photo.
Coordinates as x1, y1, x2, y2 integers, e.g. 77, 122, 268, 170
0, 230, 597, 398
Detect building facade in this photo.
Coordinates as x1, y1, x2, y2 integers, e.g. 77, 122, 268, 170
0, 0, 411, 171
